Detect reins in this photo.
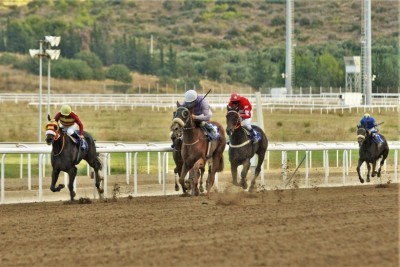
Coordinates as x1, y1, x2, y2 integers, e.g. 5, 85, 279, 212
53, 134, 65, 156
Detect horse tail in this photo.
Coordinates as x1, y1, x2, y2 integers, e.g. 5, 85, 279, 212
95, 153, 103, 170
216, 155, 224, 172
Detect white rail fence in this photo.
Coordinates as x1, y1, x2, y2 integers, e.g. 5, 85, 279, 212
1, 93, 399, 111
1, 141, 399, 204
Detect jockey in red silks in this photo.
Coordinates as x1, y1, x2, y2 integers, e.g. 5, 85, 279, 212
227, 92, 258, 143
53, 104, 87, 150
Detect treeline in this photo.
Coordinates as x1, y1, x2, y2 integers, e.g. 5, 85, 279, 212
0, 0, 398, 92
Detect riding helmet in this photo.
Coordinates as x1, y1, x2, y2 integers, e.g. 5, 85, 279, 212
364, 113, 370, 118
60, 105, 72, 116
184, 90, 198, 103
230, 92, 241, 102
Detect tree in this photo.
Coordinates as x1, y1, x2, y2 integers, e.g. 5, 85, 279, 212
106, 64, 132, 83
316, 52, 344, 87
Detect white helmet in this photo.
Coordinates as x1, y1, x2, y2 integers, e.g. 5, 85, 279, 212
184, 90, 198, 103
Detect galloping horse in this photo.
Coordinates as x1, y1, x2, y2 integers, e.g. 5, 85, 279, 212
356, 127, 389, 183
170, 121, 205, 193
225, 107, 268, 192
171, 104, 226, 196
45, 120, 103, 201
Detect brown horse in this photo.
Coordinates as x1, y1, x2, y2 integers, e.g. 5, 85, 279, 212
171, 104, 226, 196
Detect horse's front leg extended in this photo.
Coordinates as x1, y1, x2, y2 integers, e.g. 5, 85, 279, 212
192, 160, 204, 196
67, 167, 77, 201
240, 160, 251, 190
199, 167, 205, 193
50, 169, 64, 192
356, 160, 364, 183
366, 163, 371, 182
371, 160, 378, 178
179, 163, 190, 194
231, 162, 239, 186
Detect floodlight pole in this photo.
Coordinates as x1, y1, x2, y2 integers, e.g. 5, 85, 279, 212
47, 57, 51, 118
38, 40, 43, 143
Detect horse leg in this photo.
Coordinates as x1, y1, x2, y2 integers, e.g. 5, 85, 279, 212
356, 160, 364, 183
366, 163, 371, 183
240, 160, 251, 190
50, 169, 65, 192
174, 168, 180, 191
192, 161, 203, 196
231, 163, 239, 186
67, 167, 77, 201
371, 160, 378, 178
249, 151, 266, 192
199, 167, 205, 193
179, 163, 190, 195
93, 168, 104, 199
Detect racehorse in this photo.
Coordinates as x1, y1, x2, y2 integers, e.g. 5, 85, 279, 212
225, 107, 268, 192
170, 122, 206, 193
171, 104, 226, 197
45, 120, 104, 201
356, 127, 389, 183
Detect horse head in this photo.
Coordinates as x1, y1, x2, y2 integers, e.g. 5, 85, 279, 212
44, 119, 60, 145
357, 127, 368, 146
225, 106, 241, 136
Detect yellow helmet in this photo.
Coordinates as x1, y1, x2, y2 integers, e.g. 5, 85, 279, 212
364, 113, 370, 118
60, 105, 72, 116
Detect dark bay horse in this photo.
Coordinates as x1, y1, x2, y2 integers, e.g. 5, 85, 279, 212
45, 120, 103, 201
226, 107, 268, 192
356, 127, 389, 183
171, 104, 226, 196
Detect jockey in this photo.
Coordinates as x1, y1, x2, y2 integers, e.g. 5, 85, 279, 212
227, 92, 258, 143
54, 104, 87, 150
357, 113, 383, 146
182, 89, 217, 138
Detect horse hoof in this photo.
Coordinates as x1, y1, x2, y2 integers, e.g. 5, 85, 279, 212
175, 185, 179, 191
98, 187, 104, 194
377, 173, 381, 178
199, 185, 204, 193
359, 179, 364, 184
57, 184, 65, 191
367, 178, 370, 182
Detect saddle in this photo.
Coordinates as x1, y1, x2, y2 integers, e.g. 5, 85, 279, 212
242, 127, 261, 142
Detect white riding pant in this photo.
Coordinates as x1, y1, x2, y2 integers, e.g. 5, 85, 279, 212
241, 117, 253, 130
59, 123, 78, 136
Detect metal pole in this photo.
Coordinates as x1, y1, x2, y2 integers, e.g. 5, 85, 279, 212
38, 40, 43, 142
47, 58, 51, 117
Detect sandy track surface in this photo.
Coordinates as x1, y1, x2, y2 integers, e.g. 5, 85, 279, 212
0, 183, 398, 267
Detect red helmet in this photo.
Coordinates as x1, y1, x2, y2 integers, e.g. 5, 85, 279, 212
230, 92, 241, 102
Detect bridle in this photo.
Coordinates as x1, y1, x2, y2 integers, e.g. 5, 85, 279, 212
173, 106, 200, 146
226, 110, 241, 132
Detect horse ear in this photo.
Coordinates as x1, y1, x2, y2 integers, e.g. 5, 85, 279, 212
176, 101, 181, 107
47, 114, 51, 121
227, 105, 231, 111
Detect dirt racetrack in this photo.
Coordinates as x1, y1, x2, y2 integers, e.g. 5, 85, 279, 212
0, 181, 398, 267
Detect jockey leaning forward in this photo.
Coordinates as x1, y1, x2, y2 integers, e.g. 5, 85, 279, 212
357, 113, 384, 148
53, 104, 87, 150
227, 92, 258, 143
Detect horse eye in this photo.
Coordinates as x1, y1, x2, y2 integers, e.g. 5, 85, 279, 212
183, 110, 189, 118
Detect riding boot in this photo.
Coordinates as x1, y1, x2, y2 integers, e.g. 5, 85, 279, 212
80, 138, 87, 150
203, 122, 217, 138
250, 129, 258, 143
